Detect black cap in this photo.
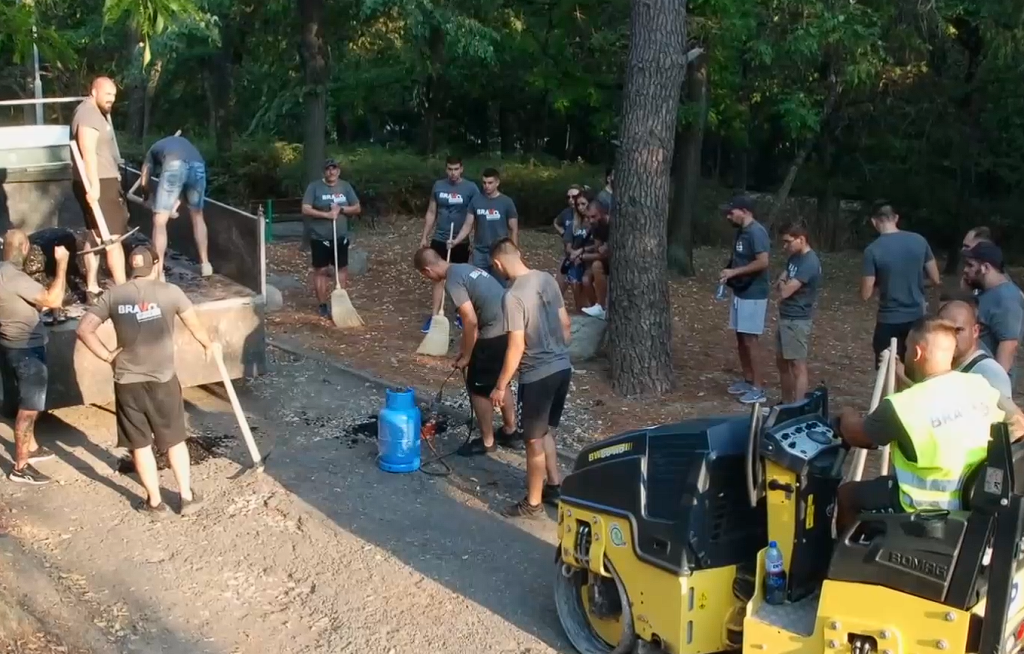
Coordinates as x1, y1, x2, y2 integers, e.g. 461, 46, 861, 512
721, 194, 755, 215
128, 245, 156, 278
324, 158, 339, 169
964, 241, 1004, 269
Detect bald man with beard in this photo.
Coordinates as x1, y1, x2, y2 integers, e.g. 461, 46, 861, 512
72, 76, 129, 302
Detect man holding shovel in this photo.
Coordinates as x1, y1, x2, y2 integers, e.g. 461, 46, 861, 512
413, 247, 521, 456
301, 159, 361, 319
76, 245, 215, 519
72, 76, 129, 302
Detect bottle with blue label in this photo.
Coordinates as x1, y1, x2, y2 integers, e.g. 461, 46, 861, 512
715, 283, 728, 301
764, 541, 787, 605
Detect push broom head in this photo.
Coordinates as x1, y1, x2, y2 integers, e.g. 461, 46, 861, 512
416, 312, 450, 356
331, 287, 365, 328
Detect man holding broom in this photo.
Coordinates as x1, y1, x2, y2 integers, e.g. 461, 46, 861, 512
413, 247, 521, 455
301, 159, 362, 320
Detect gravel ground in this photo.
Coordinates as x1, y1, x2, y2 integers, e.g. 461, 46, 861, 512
0, 348, 574, 654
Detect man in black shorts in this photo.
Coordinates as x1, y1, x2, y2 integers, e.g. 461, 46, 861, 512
413, 247, 520, 456
72, 76, 129, 301
490, 239, 572, 519
418, 156, 479, 333
0, 231, 69, 485
77, 245, 215, 519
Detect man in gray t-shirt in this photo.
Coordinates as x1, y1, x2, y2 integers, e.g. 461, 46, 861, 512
962, 241, 1024, 377
489, 238, 572, 519
0, 230, 68, 486
861, 204, 940, 366
774, 223, 822, 403
301, 159, 362, 319
937, 301, 1015, 399
413, 249, 520, 456
452, 168, 519, 279
77, 245, 214, 519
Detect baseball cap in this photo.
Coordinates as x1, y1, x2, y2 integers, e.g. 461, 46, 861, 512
324, 158, 339, 169
721, 194, 755, 215
128, 245, 157, 278
964, 241, 1004, 269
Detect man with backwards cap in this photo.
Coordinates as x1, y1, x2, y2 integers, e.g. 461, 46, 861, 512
77, 245, 216, 519
962, 241, 1024, 376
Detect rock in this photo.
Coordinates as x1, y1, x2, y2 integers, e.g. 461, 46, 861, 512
348, 248, 369, 277
267, 272, 304, 291
265, 285, 284, 312
568, 315, 607, 363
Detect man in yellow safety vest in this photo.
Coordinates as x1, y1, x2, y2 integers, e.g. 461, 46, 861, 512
834, 317, 1024, 534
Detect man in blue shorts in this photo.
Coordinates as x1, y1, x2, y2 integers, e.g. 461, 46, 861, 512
0, 231, 69, 485
141, 134, 212, 278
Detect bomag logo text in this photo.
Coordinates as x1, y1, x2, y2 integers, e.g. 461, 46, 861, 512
887, 551, 949, 579
588, 442, 633, 462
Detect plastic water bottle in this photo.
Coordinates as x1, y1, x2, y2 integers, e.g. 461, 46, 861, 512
764, 541, 787, 605
715, 283, 728, 301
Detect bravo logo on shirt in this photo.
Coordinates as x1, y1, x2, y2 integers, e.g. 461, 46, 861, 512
320, 193, 348, 205
476, 208, 502, 221
117, 301, 163, 323
438, 192, 464, 205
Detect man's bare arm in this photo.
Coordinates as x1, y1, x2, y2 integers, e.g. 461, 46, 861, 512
301, 203, 335, 220
495, 330, 525, 391
860, 276, 876, 301
420, 198, 438, 245
32, 256, 68, 309
75, 313, 119, 362
558, 307, 571, 344
178, 307, 213, 349
924, 259, 941, 286
509, 218, 519, 247
77, 126, 101, 199
453, 211, 474, 246
996, 340, 1018, 373
778, 279, 803, 300
731, 252, 769, 276
342, 201, 362, 216
456, 302, 479, 362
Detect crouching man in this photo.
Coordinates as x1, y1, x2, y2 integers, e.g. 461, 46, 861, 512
413, 247, 520, 455
489, 238, 572, 518
77, 245, 216, 519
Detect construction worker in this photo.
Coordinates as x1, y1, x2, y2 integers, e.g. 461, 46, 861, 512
833, 317, 1024, 534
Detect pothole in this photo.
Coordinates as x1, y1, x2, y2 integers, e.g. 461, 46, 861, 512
116, 433, 233, 474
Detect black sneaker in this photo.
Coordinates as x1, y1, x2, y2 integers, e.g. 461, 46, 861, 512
457, 437, 496, 457
542, 483, 561, 507
180, 490, 206, 516
495, 428, 524, 450
318, 303, 330, 319
26, 447, 56, 464
135, 500, 173, 521
501, 497, 545, 519
9, 464, 51, 485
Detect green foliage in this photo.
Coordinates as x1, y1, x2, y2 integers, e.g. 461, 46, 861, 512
101, 0, 207, 67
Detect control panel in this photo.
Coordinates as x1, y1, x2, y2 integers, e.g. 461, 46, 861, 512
761, 416, 840, 472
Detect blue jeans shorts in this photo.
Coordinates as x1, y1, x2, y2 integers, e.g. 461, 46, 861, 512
154, 160, 207, 213
1, 346, 47, 412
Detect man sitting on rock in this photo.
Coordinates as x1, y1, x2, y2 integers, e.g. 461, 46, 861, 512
580, 201, 610, 320
412, 247, 521, 456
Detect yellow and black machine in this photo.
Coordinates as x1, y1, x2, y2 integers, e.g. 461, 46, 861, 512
554, 387, 1024, 654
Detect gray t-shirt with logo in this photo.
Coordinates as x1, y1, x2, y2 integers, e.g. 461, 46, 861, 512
977, 281, 1024, 357
144, 135, 204, 167
71, 100, 122, 179
468, 193, 518, 267
302, 179, 359, 240
432, 179, 479, 242
779, 250, 822, 320
445, 264, 506, 339
729, 220, 772, 300
88, 279, 193, 384
0, 262, 46, 349
862, 231, 934, 324
503, 270, 570, 384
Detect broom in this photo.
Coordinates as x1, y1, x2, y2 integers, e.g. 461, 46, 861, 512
330, 214, 364, 328
416, 226, 452, 356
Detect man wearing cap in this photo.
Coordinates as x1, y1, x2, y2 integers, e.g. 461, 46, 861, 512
860, 203, 941, 365
301, 159, 362, 319
720, 195, 771, 404
76, 245, 215, 519
962, 241, 1024, 375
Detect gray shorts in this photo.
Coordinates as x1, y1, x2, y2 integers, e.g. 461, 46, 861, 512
729, 297, 768, 335
777, 318, 812, 361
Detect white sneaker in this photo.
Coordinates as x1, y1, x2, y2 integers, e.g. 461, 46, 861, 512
200, 262, 213, 277
582, 305, 607, 320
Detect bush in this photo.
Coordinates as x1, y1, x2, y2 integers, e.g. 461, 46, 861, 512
119, 139, 606, 227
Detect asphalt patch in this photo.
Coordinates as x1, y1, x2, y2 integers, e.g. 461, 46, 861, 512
335, 414, 450, 449
116, 433, 233, 475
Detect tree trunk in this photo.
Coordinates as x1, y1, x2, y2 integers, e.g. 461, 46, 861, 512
210, 48, 234, 152
607, 0, 687, 397
204, 73, 217, 139
125, 30, 145, 140
667, 55, 707, 277
141, 58, 163, 140
299, 0, 329, 250
419, 26, 444, 156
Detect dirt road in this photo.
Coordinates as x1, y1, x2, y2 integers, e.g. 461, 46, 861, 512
0, 348, 573, 654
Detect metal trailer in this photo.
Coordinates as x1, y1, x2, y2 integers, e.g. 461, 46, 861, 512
0, 98, 267, 410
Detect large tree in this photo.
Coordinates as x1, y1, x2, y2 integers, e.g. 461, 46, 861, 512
298, 0, 329, 250
607, 0, 688, 396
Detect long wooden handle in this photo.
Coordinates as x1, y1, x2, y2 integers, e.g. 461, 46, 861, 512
69, 141, 113, 242
878, 337, 898, 475
438, 225, 454, 319
845, 348, 892, 482
212, 344, 263, 468
332, 216, 341, 289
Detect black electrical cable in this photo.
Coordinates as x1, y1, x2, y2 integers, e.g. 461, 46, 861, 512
419, 367, 476, 477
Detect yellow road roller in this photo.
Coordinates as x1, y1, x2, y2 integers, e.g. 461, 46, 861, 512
553, 387, 1024, 653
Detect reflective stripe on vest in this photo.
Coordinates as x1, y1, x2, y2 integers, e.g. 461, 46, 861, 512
887, 371, 1003, 512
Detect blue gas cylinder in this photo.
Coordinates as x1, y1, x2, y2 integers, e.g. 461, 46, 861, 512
377, 387, 422, 473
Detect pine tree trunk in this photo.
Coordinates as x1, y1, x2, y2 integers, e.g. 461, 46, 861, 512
667, 55, 707, 277
299, 0, 329, 251
607, 0, 688, 397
